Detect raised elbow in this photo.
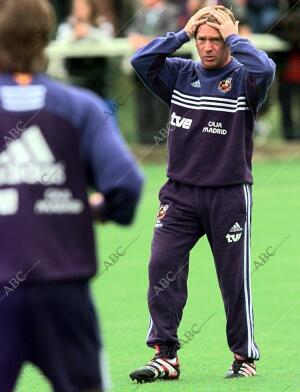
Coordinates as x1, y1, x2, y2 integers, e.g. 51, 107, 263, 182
265, 59, 276, 83
131, 52, 141, 71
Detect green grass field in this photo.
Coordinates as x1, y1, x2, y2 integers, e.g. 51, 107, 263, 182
16, 160, 300, 392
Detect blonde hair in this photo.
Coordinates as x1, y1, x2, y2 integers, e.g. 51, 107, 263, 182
207, 5, 236, 23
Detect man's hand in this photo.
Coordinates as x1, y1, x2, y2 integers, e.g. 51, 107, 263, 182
184, 7, 211, 39
89, 192, 107, 223
206, 9, 239, 40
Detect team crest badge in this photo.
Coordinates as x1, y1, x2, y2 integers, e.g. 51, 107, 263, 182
218, 78, 232, 93
155, 204, 169, 228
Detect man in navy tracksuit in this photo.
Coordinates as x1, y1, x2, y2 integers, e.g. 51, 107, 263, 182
129, 5, 275, 383
0, 1, 143, 391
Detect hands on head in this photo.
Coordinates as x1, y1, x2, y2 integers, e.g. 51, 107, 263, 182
184, 7, 239, 40
207, 8, 239, 40
184, 7, 212, 38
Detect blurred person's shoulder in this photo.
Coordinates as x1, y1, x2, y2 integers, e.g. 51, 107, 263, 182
41, 74, 108, 127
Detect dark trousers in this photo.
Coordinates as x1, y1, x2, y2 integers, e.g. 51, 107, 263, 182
0, 280, 105, 392
278, 80, 300, 140
146, 180, 260, 360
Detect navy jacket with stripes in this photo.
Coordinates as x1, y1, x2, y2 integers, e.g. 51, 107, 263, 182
131, 30, 276, 186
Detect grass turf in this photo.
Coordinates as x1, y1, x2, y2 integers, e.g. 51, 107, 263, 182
16, 160, 300, 392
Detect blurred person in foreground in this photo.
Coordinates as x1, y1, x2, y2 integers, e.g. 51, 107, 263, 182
127, 0, 180, 144
56, 0, 114, 99
0, 0, 143, 391
130, 5, 275, 384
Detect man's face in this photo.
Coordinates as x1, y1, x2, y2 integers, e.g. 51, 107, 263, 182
196, 24, 231, 69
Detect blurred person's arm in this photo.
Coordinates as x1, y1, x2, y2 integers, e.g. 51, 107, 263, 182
81, 94, 144, 225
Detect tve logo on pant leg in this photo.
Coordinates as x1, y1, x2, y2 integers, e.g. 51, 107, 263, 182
226, 222, 243, 243
226, 233, 242, 243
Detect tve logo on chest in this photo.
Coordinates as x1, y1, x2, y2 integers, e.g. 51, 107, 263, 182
170, 112, 193, 129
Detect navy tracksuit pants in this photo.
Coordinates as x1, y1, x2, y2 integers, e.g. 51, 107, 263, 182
0, 281, 105, 392
146, 179, 260, 360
